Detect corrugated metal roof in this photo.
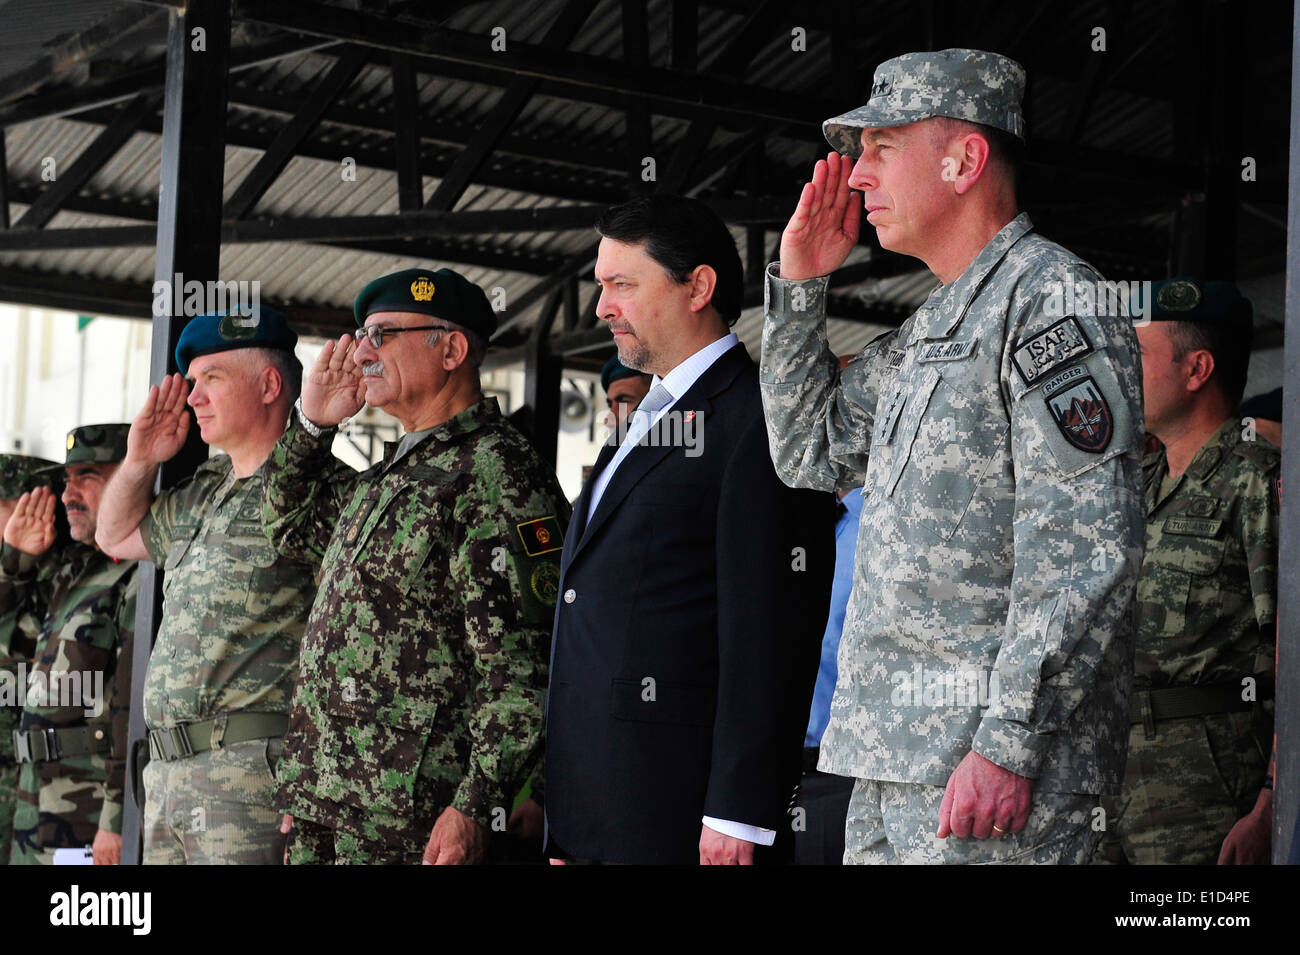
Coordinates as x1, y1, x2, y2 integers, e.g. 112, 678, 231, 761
0, 0, 1289, 359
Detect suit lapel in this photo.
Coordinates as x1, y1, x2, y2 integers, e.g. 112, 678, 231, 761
567, 344, 750, 565
562, 439, 617, 573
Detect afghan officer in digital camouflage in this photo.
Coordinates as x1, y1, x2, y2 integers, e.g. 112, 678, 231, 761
96, 309, 316, 864
0, 453, 61, 862
1, 427, 137, 865
1095, 280, 1278, 865
262, 267, 569, 865
760, 49, 1147, 863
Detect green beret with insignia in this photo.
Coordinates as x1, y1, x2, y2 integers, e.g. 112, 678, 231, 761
824, 48, 1026, 157
1147, 278, 1252, 325
600, 355, 644, 393
43, 424, 131, 469
175, 306, 298, 376
0, 454, 59, 498
353, 267, 497, 341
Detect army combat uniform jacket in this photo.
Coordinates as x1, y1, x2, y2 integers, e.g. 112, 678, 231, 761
1135, 419, 1278, 694
262, 397, 569, 846
140, 455, 319, 733
760, 213, 1146, 794
0, 544, 60, 861
0, 542, 135, 861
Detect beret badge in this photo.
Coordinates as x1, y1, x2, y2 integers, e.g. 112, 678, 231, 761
411, 277, 436, 302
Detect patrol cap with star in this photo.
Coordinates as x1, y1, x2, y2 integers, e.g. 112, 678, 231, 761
353, 267, 497, 341
1146, 278, 1252, 326
174, 306, 298, 376
823, 48, 1027, 157
0, 454, 59, 498
42, 424, 131, 470
600, 355, 645, 393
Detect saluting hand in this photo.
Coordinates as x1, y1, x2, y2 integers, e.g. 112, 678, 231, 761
127, 372, 191, 466
779, 151, 861, 282
3, 487, 56, 555
303, 334, 366, 427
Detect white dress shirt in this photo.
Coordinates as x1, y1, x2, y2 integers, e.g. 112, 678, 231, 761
584, 333, 776, 848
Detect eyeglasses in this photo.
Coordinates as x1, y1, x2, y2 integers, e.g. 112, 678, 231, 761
354, 324, 454, 349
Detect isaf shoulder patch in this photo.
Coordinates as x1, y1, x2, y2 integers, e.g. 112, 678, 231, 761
1042, 366, 1113, 453
515, 515, 564, 556
1012, 316, 1094, 387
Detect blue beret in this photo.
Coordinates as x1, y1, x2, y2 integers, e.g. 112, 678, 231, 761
175, 307, 298, 376
1148, 278, 1252, 325
600, 355, 644, 393
353, 267, 497, 340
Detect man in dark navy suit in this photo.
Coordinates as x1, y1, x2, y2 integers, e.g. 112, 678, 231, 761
545, 196, 835, 865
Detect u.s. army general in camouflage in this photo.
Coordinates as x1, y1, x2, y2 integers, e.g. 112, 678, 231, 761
761, 48, 1146, 863
0, 453, 59, 861
1097, 280, 1278, 864
263, 267, 569, 863
3, 426, 136, 865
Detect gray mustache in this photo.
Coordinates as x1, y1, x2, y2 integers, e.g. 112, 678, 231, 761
361, 361, 384, 375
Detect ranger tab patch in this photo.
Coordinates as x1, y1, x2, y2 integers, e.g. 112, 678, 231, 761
516, 516, 564, 556
1012, 317, 1094, 386
1043, 369, 1113, 453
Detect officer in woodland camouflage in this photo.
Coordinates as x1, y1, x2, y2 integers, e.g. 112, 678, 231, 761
760, 49, 1146, 863
263, 267, 568, 865
96, 310, 316, 864
3, 427, 136, 865
0, 454, 62, 861
1097, 280, 1278, 865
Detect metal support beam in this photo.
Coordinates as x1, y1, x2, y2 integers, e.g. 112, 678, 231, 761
1272, 0, 1300, 867
0, 132, 9, 230
224, 47, 366, 219
522, 291, 566, 464
123, 0, 231, 866
670, 0, 697, 72
390, 53, 423, 212
0, 36, 338, 126
424, 0, 597, 212
0, 196, 792, 250
228, 0, 834, 127
623, 0, 652, 196
13, 93, 159, 231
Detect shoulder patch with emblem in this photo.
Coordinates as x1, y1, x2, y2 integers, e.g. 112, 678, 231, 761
1012, 316, 1094, 387
516, 516, 563, 556
1042, 366, 1113, 453
530, 561, 561, 607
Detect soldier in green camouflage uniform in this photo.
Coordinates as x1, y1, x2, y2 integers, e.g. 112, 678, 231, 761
760, 50, 1146, 863
2, 426, 136, 865
263, 268, 569, 864
0, 454, 60, 862
96, 308, 319, 864
1097, 280, 1277, 865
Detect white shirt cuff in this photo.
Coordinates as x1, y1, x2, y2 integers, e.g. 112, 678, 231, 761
701, 816, 776, 847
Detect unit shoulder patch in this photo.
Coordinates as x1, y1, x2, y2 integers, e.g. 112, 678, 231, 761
1012, 316, 1094, 387
1043, 371, 1113, 453
515, 515, 564, 556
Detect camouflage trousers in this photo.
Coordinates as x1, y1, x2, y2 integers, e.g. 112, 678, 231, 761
8, 753, 108, 865
286, 814, 426, 865
844, 777, 1102, 864
142, 737, 286, 865
0, 706, 21, 864
1095, 711, 1269, 865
